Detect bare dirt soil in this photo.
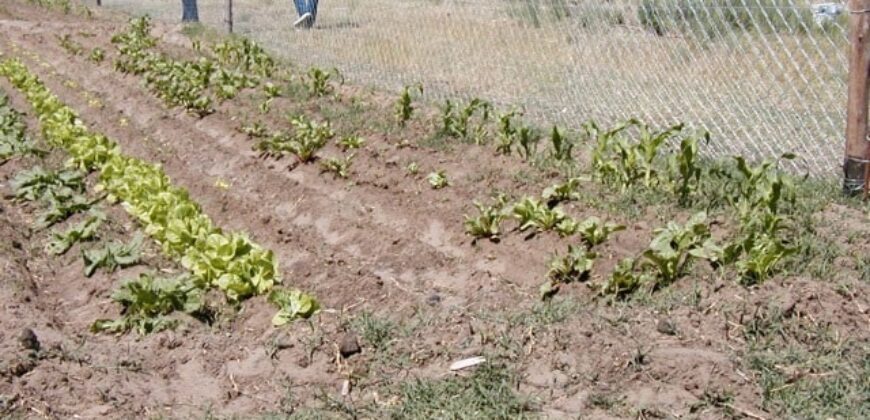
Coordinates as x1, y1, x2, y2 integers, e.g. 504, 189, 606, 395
0, 2, 867, 419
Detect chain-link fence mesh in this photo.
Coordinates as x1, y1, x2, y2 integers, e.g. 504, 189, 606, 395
96, 0, 852, 175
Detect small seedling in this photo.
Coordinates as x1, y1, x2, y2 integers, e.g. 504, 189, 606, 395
541, 245, 597, 298
269, 288, 320, 326
395, 83, 423, 126
406, 162, 420, 175
338, 135, 365, 151
427, 170, 449, 189
89, 47, 105, 63
464, 194, 509, 240
319, 153, 355, 179
577, 217, 625, 247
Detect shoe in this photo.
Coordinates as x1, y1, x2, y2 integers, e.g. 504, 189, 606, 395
293, 12, 312, 28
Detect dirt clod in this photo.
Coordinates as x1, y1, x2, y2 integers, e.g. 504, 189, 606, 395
339, 333, 361, 358
18, 328, 39, 352
656, 319, 677, 336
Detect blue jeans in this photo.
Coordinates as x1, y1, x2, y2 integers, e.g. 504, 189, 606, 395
294, 0, 319, 27
182, 0, 199, 22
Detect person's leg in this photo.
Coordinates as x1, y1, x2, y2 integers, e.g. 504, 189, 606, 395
292, 0, 306, 16
309, 0, 319, 22
293, 0, 313, 28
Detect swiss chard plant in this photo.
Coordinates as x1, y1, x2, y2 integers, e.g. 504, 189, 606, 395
542, 177, 587, 205
641, 211, 721, 287
395, 83, 423, 126
464, 194, 509, 241
46, 210, 105, 255
92, 272, 204, 334
601, 258, 646, 298
338, 135, 365, 151
440, 98, 491, 144
83, 233, 144, 277
549, 126, 573, 163
577, 217, 625, 247
541, 245, 596, 298
319, 153, 355, 179
511, 197, 567, 233
305, 67, 341, 97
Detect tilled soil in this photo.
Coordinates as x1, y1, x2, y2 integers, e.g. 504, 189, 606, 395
0, 3, 868, 419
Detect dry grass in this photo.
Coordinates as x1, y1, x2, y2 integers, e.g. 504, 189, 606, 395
100, 0, 848, 174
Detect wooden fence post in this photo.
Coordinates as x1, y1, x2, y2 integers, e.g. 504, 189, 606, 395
226, 0, 234, 34
845, 0, 870, 196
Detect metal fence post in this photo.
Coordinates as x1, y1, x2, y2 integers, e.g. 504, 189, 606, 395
845, 0, 870, 196
226, 0, 234, 34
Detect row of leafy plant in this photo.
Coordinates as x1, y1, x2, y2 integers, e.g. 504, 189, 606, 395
0, 57, 317, 332
110, 16, 274, 116
459, 114, 803, 299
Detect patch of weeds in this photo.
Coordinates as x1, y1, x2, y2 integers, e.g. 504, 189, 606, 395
515, 297, 582, 326
586, 391, 624, 410
742, 306, 869, 419
351, 312, 395, 352
380, 363, 533, 419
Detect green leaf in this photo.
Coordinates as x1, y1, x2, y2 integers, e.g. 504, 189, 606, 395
269, 288, 320, 326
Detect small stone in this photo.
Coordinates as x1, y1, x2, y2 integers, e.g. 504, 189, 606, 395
18, 329, 39, 352
656, 319, 677, 336
339, 333, 361, 358
425, 293, 442, 306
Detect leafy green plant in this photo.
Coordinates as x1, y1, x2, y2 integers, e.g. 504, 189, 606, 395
495, 110, 520, 155
88, 47, 105, 63
92, 272, 203, 334
338, 135, 365, 150
395, 83, 423, 126
734, 233, 796, 285
319, 153, 354, 179
464, 195, 509, 240
541, 245, 596, 298
542, 177, 587, 204
212, 37, 275, 77
641, 212, 721, 286
549, 126, 573, 162
269, 288, 320, 326
46, 210, 105, 255
240, 121, 268, 138
36, 193, 97, 229
83, 233, 144, 277
305, 67, 341, 97
592, 120, 686, 190
1, 57, 286, 308
577, 217, 625, 247
262, 82, 281, 99
427, 170, 449, 189
12, 166, 84, 202
516, 125, 540, 161
511, 197, 566, 232
0, 94, 43, 161
440, 98, 491, 143
669, 131, 709, 206
257, 115, 334, 162
406, 162, 420, 175
601, 258, 646, 298
58, 34, 83, 55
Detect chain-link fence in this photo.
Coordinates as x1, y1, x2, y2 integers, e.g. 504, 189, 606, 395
96, 0, 852, 175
